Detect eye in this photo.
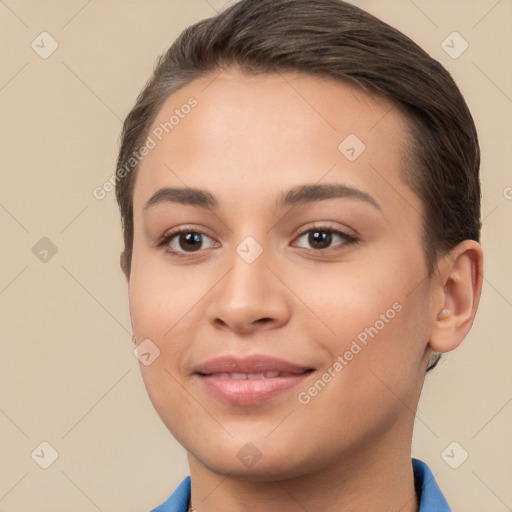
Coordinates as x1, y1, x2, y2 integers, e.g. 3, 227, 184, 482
159, 227, 218, 257
158, 223, 357, 258
293, 224, 357, 252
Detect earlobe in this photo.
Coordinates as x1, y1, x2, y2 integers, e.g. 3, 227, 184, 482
429, 240, 483, 354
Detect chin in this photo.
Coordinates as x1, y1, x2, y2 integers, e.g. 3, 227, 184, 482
198, 456, 311, 482
186, 434, 321, 482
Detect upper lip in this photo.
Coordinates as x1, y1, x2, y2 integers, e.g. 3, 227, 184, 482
193, 354, 314, 375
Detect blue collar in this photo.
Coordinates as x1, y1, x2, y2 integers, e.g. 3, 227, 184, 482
150, 458, 450, 511
150, 474, 190, 512
413, 458, 451, 511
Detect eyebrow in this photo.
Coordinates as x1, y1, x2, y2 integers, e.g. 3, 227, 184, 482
143, 183, 381, 212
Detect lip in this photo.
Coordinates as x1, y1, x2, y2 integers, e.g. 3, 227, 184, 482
193, 354, 313, 375
193, 354, 315, 406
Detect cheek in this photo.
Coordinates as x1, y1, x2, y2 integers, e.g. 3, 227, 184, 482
128, 260, 197, 440
311, 247, 431, 398
308, 262, 410, 348
293, 300, 429, 452
128, 253, 202, 339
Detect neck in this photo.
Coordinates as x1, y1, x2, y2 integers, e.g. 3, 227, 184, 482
187, 415, 419, 512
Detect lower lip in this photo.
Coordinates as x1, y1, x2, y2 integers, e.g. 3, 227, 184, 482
196, 372, 313, 406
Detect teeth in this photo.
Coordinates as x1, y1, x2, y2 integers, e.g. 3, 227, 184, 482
210, 371, 300, 379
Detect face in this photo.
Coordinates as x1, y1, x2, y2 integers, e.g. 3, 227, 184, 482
127, 69, 435, 480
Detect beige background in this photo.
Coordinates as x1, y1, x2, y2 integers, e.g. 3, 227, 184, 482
1, 1, 511, 511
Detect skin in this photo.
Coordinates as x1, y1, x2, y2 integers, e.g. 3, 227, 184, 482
121, 68, 483, 512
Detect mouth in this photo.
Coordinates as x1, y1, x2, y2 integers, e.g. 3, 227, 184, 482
199, 371, 312, 379
193, 355, 315, 406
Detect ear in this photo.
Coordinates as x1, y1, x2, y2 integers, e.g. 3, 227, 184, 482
429, 240, 483, 353
120, 251, 130, 280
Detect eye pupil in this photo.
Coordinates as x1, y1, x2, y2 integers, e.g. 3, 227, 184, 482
309, 230, 332, 249
180, 232, 202, 251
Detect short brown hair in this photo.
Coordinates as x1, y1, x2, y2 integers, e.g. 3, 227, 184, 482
115, 0, 481, 371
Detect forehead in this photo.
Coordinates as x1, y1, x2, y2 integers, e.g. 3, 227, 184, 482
132, 68, 418, 219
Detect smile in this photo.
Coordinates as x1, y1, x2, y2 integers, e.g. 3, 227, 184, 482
196, 369, 314, 406
202, 371, 307, 379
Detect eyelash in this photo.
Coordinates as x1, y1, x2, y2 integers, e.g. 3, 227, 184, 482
157, 223, 358, 258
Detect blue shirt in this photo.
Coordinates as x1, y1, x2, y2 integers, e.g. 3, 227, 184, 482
150, 458, 450, 511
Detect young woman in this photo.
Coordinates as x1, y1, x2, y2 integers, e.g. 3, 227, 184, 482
115, 1, 483, 510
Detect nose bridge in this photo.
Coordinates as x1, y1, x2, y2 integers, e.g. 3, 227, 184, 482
206, 231, 289, 332
223, 215, 274, 288
224, 234, 273, 307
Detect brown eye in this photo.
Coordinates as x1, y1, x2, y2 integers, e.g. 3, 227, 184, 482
174, 232, 204, 252
161, 230, 217, 256
294, 226, 356, 251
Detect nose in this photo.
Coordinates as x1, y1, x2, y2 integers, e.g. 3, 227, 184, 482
206, 243, 291, 335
